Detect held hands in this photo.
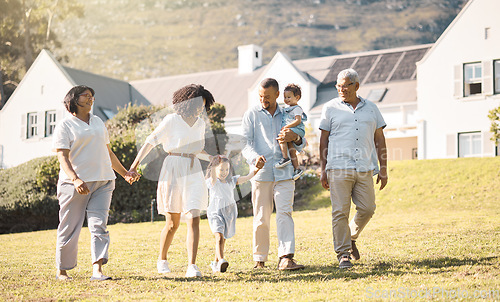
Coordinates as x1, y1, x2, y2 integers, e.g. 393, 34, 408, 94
255, 156, 266, 170
124, 169, 141, 185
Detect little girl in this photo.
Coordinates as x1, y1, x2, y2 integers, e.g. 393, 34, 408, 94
205, 155, 265, 273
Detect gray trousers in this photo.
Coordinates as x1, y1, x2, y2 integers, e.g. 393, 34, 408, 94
328, 170, 376, 260
55, 180, 115, 270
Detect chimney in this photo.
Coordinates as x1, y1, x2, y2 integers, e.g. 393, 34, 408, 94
238, 44, 263, 74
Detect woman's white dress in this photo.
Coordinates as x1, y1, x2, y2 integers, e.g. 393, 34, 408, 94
145, 113, 208, 216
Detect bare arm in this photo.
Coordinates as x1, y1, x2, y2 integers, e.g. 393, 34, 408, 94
374, 127, 388, 190
107, 145, 137, 184
236, 157, 265, 185
197, 150, 212, 162
56, 149, 90, 195
284, 115, 302, 129
319, 130, 330, 190
129, 143, 154, 172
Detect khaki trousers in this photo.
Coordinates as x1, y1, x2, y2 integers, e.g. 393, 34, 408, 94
327, 170, 376, 260
55, 180, 114, 270
251, 180, 295, 262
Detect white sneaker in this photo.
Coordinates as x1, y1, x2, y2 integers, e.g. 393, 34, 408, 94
210, 261, 218, 273
157, 260, 170, 274
185, 264, 202, 278
217, 259, 229, 272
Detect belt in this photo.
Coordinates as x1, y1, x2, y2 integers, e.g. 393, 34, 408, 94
168, 152, 196, 168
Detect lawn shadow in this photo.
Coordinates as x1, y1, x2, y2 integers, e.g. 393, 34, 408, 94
213, 256, 499, 283
125, 256, 498, 283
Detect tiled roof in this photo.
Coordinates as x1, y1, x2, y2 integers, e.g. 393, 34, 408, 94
63, 67, 149, 120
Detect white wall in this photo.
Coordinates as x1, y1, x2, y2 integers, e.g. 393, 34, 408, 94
0, 51, 73, 168
247, 52, 317, 114
417, 0, 500, 159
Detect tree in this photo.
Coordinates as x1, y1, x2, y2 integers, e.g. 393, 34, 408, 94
488, 106, 500, 146
0, 0, 83, 106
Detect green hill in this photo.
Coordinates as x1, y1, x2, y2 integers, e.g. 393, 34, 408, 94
0, 157, 499, 300
52, 0, 467, 81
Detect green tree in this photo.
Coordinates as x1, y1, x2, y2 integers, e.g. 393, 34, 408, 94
488, 106, 500, 146
0, 0, 83, 106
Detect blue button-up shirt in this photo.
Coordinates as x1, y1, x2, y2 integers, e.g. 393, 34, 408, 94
319, 96, 386, 173
241, 105, 305, 182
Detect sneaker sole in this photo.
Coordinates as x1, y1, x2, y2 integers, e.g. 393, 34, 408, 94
339, 263, 353, 269
293, 172, 304, 181
219, 261, 229, 272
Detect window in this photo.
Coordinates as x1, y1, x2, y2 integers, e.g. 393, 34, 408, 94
495, 60, 500, 94
366, 88, 388, 102
458, 132, 482, 158
464, 63, 482, 96
100, 107, 116, 120
45, 111, 57, 137
27, 113, 38, 138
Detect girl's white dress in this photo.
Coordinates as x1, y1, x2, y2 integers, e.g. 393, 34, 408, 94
145, 113, 208, 216
206, 175, 240, 239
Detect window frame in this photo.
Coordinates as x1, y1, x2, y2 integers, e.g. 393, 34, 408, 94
457, 131, 482, 158
463, 62, 483, 97
27, 112, 38, 139
44, 110, 57, 137
494, 59, 500, 95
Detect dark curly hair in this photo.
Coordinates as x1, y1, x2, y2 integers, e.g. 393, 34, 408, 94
206, 155, 233, 182
172, 84, 215, 117
284, 83, 301, 99
63, 85, 95, 114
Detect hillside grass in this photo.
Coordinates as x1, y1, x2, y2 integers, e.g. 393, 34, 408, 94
52, 0, 465, 81
1, 157, 499, 301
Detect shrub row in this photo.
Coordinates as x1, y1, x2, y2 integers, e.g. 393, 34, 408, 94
0, 104, 320, 234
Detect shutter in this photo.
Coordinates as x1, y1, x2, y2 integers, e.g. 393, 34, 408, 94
38, 111, 44, 138
482, 60, 493, 95
453, 65, 463, 98
446, 134, 457, 157
20, 113, 27, 140
482, 131, 494, 156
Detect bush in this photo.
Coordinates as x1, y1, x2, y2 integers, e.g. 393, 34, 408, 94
0, 102, 246, 232
0, 156, 60, 233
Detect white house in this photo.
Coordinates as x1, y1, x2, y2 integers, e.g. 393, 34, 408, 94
417, 0, 500, 159
0, 40, 441, 168
0, 50, 149, 168
132, 43, 430, 161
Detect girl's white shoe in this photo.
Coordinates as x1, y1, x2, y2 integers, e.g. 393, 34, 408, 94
185, 264, 202, 277
157, 260, 171, 274
217, 259, 229, 272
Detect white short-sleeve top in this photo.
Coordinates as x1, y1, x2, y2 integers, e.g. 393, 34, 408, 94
52, 114, 115, 182
145, 113, 206, 153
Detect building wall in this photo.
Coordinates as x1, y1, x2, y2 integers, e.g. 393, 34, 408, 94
386, 136, 418, 160
417, 0, 500, 159
0, 51, 73, 168
247, 53, 317, 115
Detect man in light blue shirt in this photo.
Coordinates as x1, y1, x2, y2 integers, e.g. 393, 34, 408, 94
319, 69, 388, 269
241, 78, 306, 271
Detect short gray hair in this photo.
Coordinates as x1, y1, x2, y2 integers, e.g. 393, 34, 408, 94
337, 68, 360, 84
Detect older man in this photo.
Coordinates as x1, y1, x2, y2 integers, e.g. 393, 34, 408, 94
319, 68, 388, 269
241, 78, 305, 271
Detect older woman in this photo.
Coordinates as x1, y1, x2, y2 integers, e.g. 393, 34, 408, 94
129, 84, 215, 278
53, 85, 137, 281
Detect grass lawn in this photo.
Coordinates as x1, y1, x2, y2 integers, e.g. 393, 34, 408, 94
0, 158, 499, 301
